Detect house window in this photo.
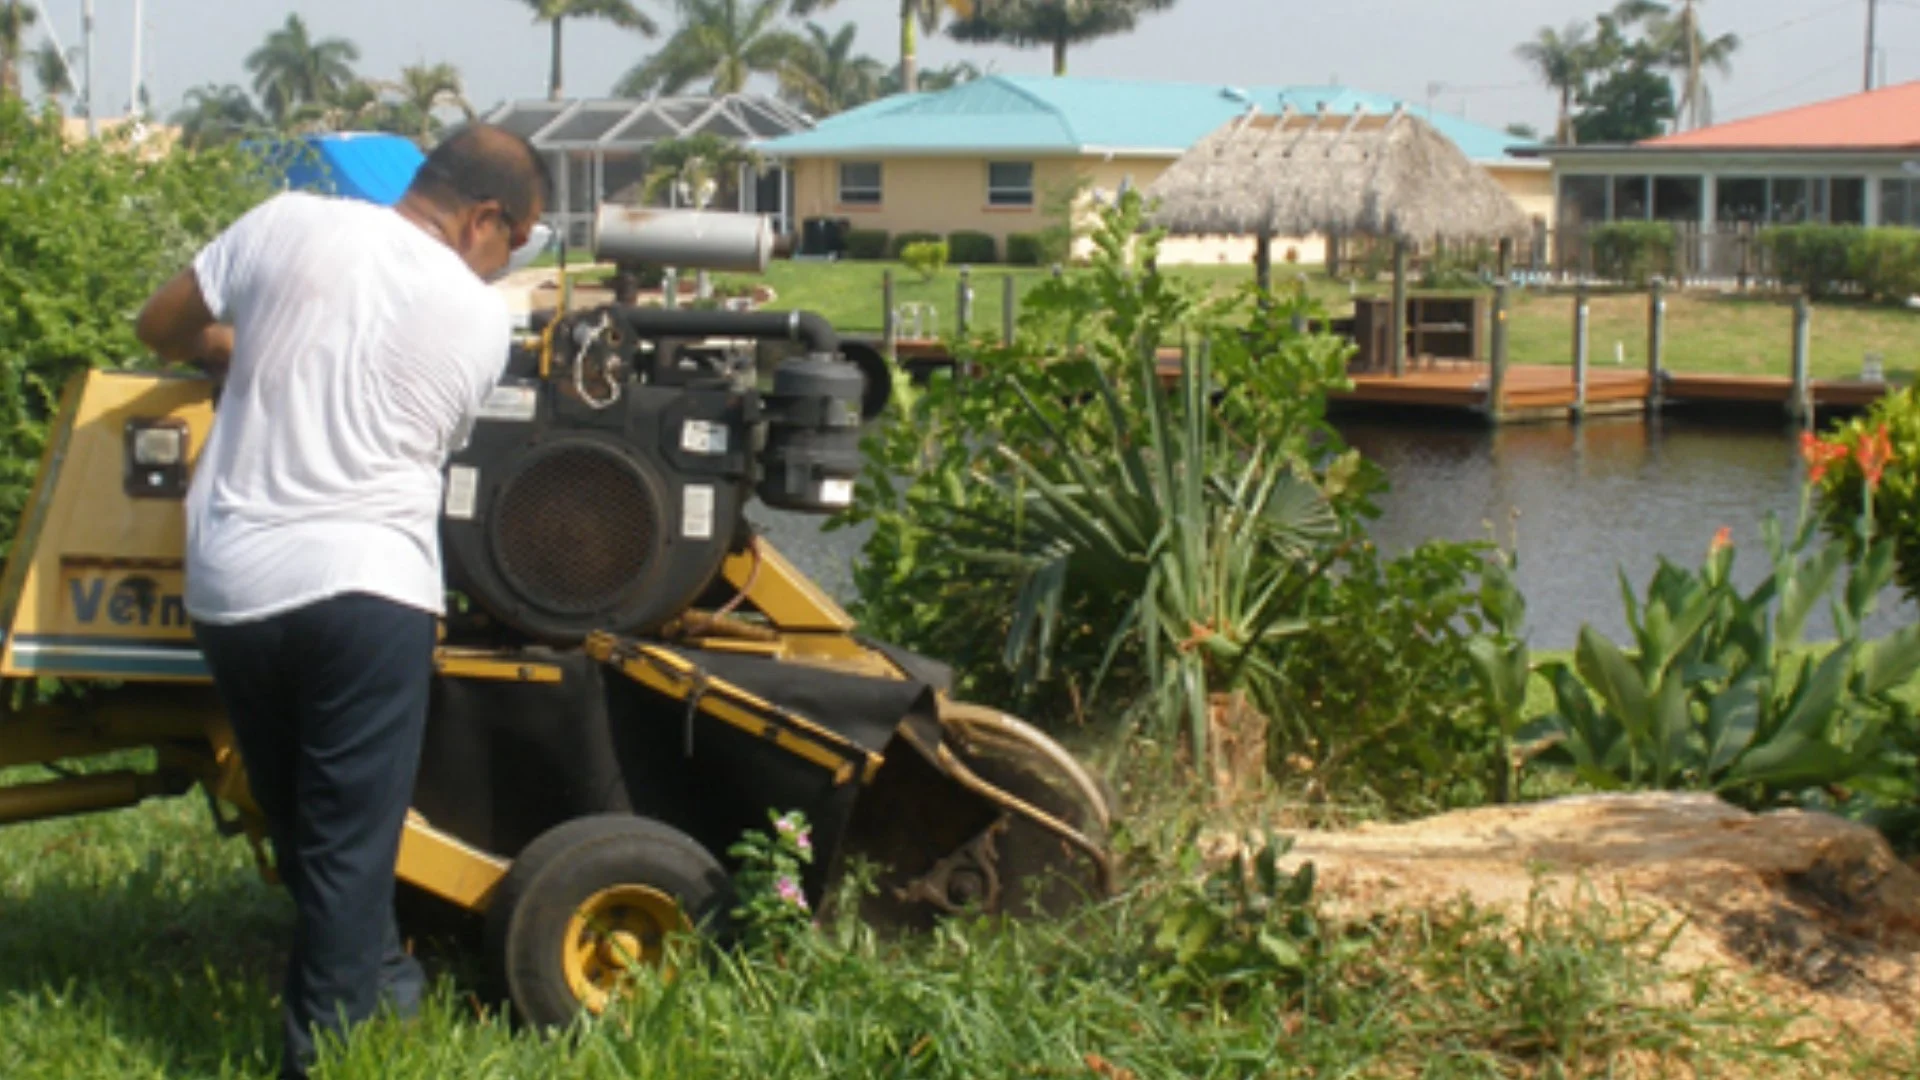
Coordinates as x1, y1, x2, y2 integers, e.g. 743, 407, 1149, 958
1772, 178, 1814, 224
1881, 179, 1920, 227
1831, 178, 1868, 224
1716, 177, 1767, 224
1652, 176, 1703, 221
986, 161, 1035, 207
1559, 175, 1609, 226
1612, 175, 1651, 220
838, 161, 882, 206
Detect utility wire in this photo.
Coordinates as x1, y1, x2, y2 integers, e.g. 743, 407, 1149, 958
1719, 55, 1860, 114
1738, 0, 1859, 40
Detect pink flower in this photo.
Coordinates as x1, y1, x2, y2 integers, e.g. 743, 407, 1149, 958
775, 877, 809, 912
775, 813, 812, 854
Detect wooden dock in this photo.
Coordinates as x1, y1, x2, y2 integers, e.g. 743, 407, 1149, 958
1330, 364, 1891, 421
1662, 373, 1889, 411
1333, 365, 1649, 415
873, 338, 1893, 425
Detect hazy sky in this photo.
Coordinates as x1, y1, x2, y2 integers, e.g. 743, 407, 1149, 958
26, 0, 1918, 134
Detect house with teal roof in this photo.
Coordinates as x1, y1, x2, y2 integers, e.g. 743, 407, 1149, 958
754, 75, 1549, 265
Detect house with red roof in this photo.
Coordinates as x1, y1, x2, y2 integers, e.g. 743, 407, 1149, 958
1523, 81, 1920, 259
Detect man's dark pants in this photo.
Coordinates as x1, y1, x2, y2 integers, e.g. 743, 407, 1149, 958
194, 592, 433, 1079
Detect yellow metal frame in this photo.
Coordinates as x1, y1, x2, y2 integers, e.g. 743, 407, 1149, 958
0, 370, 946, 916
584, 631, 882, 787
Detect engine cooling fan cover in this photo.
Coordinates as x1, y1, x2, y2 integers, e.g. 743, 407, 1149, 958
443, 431, 740, 643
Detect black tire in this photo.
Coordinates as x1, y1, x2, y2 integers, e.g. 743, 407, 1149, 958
485, 814, 733, 1030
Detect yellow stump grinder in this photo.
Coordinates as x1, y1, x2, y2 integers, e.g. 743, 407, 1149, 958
0, 208, 1114, 1027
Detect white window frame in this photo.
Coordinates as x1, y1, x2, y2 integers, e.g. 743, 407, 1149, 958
986, 161, 1036, 208
837, 161, 882, 207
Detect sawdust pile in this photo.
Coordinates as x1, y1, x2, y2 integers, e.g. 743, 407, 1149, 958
1208, 793, 1920, 1048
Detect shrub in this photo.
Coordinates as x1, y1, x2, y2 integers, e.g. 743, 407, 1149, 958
1005, 232, 1047, 266
1757, 225, 1920, 302
1524, 480, 1920, 816
899, 239, 948, 282
1850, 229, 1920, 303
1262, 538, 1509, 817
946, 230, 997, 264
1814, 389, 1920, 603
0, 99, 270, 542
1588, 221, 1677, 286
1763, 224, 1864, 298
1419, 241, 1496, 290
843, 229, 889, 260
889, 231, 941, 258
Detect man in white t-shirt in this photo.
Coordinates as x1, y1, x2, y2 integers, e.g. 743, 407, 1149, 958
135, 124, 548, 1079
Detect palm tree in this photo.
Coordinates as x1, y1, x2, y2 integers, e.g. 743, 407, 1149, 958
947, 0, 1176, 78
789, 0, 974, 93
779, 22, 884, 116
170, 84, 269, 148
1514, 21, 1594, 145
32, 41, 73, 110
615, 0, 803, 97
400, 62, 474, 143
0, 0, 36, 100
518, 0, 657, 101
245, 14, 361, 126
640, 132, 761, 207
907, 58, 979, 92
1641, 0, 1737, 130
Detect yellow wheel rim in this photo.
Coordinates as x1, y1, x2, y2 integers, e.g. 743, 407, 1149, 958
560, 884, 689, 1014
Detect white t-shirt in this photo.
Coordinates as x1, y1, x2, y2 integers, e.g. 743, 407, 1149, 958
184, 191, 511, 624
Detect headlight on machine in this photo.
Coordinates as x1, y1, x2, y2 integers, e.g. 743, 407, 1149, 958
123, 419, 190, 499
132, 426, 185, 467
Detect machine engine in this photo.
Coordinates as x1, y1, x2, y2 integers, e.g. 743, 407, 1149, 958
441, 209, 877, 644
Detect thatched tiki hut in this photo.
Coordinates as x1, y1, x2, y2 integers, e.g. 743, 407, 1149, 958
1146, 107, 1531, 375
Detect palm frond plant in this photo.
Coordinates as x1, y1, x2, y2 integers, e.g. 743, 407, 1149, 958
914, 191, 1347, 776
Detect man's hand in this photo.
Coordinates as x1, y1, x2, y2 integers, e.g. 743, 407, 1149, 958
136, 268, 234, 374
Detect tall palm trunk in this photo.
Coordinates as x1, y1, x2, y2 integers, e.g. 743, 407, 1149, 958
549, 18, 565, 100
1683, 2, 1701, 130
1558, 85, 1575, 145
899, 0, 918, 93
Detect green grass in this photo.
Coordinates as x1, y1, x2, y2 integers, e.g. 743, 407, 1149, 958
592, 258, 1918, 385
1, 745, 1904, 1078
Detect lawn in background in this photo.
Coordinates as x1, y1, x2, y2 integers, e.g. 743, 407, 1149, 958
578, 258, 1919, 385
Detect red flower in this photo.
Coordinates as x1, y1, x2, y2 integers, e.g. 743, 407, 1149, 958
1710, 526, 1732, 554
1800, 431, 1850, 485
1856, 424, 1896, 491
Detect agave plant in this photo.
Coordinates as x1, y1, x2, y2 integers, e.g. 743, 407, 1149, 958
925, 198, 1344, 769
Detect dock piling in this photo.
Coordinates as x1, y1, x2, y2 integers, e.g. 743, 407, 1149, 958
1790, 294, 1813, 428
1002, 274, 1016, 346
956, 267, 973, 338
1646, 278, 1667, 413
1390, 240, 1408, 377
1489, 280, 1510, 421
1573, 284, 1591, 419
882, 269, 897, 365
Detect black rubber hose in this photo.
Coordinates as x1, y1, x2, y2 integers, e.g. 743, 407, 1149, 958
613, 307, 839, 355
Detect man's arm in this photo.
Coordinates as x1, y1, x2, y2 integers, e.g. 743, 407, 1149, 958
135, 268, 234, 373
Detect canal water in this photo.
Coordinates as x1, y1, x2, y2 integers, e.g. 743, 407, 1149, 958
749, 413, 1916, 649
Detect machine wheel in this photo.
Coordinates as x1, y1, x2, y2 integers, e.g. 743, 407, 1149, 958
486, 814, 733, 1029
937, 701, 1117, 918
